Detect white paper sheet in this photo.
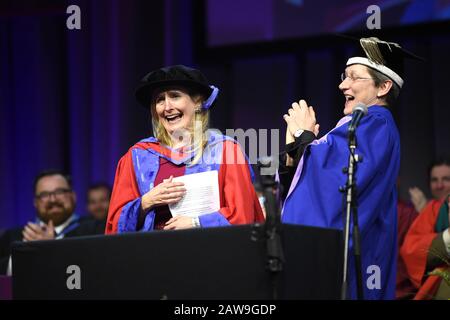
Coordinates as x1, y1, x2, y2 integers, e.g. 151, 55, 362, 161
168, 170, 220, 217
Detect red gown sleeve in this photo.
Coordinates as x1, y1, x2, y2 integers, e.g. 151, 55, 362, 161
217, 140, 265, 224
400, 200, 443, 288
105, 149, 141, 234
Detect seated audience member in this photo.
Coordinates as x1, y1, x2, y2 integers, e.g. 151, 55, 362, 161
401, 195, 450, 299
0, 170, 104, 275
409, 156, 450, 213
86, 183, 111, 221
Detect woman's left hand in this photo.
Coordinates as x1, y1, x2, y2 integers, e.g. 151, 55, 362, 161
163, 216, 194, 230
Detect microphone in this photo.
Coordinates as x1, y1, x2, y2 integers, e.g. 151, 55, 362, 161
348, 103, 368, 133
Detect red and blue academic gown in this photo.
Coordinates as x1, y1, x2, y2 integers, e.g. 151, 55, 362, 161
282, 106, 400, 300
106, 131, 264, 234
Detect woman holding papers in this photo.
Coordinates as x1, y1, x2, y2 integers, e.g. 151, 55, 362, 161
106, 65, 264, 234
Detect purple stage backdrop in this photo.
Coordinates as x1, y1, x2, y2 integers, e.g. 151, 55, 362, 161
1, 0, 450, 230
207, 0, 450, 46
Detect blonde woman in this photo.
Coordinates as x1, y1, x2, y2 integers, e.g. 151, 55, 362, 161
106, 65, 264, 234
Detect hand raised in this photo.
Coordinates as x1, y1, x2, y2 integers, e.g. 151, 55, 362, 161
283, 99, 317, 138
22, 220, 55, 242
408, 187, 428, 213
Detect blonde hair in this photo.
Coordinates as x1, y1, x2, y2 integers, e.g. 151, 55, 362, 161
150, 91, 210, 165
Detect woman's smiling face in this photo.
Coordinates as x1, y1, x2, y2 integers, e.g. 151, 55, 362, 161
338, 64, 379, 115
154, 88, 198, 135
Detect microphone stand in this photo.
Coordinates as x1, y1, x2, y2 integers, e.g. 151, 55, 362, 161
340, 129, 364, 300
259, 162, 284, 300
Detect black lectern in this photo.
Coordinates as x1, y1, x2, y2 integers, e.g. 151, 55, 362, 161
12, 224, 342, 299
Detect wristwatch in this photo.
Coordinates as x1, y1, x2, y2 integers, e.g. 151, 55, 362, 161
293, 129, 304, 138
192, 217, 201, 228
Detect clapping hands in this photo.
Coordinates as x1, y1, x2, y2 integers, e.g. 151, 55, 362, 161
283, 99, 319, 144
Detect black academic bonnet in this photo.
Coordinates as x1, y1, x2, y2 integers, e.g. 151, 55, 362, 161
135, 65, 218, 109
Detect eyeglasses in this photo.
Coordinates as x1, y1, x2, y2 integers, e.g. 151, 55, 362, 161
35, 188, 72, 201
340, 73, 373, 82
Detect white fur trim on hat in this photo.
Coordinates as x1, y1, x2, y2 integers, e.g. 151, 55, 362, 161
346, 57, 403, 88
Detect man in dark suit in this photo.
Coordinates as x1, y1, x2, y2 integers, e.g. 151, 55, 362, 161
0, 170, 105, 275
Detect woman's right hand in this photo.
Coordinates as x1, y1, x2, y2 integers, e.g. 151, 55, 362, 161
141, 176, 186, 212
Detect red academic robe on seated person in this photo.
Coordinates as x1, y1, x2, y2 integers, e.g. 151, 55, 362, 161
106, 131, 264, 234
400, 199, 446, 300
396, 200, 418, 299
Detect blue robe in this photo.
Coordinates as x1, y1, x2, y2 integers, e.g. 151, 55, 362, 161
282, 105, 400, 300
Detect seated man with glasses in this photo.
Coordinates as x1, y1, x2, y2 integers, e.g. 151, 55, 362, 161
0, 170, 104, 275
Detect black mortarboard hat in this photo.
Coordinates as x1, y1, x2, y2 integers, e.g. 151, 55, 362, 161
135, 65, 219, 109
346, 37, 423, 88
